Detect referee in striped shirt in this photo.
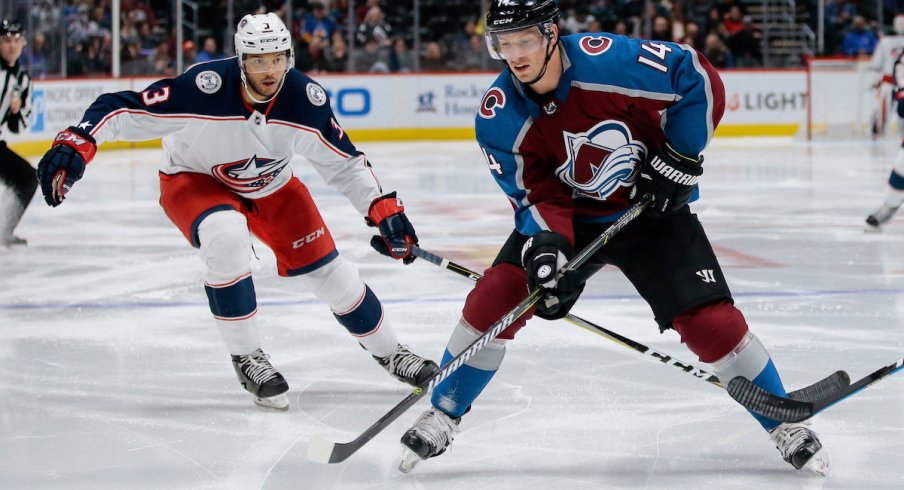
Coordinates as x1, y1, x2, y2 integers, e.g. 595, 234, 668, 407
0, 19, 35, 246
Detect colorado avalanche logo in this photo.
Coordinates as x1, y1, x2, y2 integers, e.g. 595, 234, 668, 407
555, 120, 646, 200
479, 87, 506, 119
211, 155, 288, 193
579, 36, 613, 56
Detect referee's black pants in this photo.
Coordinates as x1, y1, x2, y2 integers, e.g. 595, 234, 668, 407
0, 141, 37, 239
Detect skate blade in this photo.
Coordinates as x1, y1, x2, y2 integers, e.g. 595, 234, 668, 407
801, 448, 830, 477
398, 447, 423, 474
254, 393, 289, 411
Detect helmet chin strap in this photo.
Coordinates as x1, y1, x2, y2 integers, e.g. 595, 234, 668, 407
523, 36, 558, 86
240, 69, 286, 104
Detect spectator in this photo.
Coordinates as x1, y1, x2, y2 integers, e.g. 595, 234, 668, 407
24, 31, 49, 79
703, 32, 731, 68
651, 15, 671, 41
182, 40, 197, 67
152, 41, 172, 74
323, 31, 348, 72
389, 36, 415, 72
351, 35, 389, 72
842, 15, 878, 57
449, 17, 478, 58
683, 21, 704, 49
420, 41, 446, 71
563, 7, 595, 35
356, 5, 392, 47
121, 40, 153, 75
723, 5, 746, 35
729, 16, 762, 67
302, 2, 336, 44
197, 36, 224, 62
451, 34, 486, 71
612, 20, 629, 36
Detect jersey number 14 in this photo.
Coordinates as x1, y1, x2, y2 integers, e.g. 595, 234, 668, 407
637, 42, 673, 73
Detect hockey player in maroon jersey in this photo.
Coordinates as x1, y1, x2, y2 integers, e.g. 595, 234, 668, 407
34, 12, 437, 410
399, 0, 828, 475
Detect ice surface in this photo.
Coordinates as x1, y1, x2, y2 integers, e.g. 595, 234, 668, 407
1, 139, 902, 489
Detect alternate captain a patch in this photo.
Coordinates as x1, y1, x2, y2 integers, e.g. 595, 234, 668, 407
211, 155, 289, 193
479, 87, 506, 119
555, 120, 646, 200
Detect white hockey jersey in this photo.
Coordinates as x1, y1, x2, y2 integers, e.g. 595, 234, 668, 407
871, 35, 904, 79
76, 58, 382, 214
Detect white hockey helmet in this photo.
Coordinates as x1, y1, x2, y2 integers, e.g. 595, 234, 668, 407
234, 12, 294, 72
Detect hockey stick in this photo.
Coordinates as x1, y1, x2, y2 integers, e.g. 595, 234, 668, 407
410, 247, 852, 402
410, 246, 724, 388
727, 357, 902, 423
305, 194, 653, 464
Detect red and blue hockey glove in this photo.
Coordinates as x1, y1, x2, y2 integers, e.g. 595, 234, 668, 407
634, 142, 702, 218
36, 126, 97, 207
521, 230, 585, 320
367, 191, 419, 264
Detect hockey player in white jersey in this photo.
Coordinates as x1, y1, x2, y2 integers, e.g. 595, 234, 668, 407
869, 14, 904, 137
35, 12, 438, 410
866, 48, 904, 231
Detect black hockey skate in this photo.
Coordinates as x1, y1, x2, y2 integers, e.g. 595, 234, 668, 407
1, 235, 26, 246
231, 348, 290, 410
769, 422, 830, 475
865, 203, 899, 233
373, 344, 439, 387
398, 407, 461, 473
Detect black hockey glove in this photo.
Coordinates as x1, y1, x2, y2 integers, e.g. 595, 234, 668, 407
521, 230, 585, 321
36, 126, 97, 207
897, 91, 904, 118
367, 191, 419, 264
634, 142, 702, 218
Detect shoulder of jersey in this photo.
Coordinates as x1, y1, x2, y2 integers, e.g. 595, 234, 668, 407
177, 58, 237, 96
561, 33, 630, 74
267, 69, 332, 122
476, 72, 529, 145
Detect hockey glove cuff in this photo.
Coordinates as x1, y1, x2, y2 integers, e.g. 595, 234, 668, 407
634, 142, 702, 218
36, 127, 97, 207
367, 191, 419, 264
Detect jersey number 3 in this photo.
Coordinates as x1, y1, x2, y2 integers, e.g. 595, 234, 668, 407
637, 42, 673, 73
141, 86, 171, 106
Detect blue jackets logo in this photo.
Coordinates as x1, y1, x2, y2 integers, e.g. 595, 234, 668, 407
555, 120, 645, 200
211, 155, 287, 193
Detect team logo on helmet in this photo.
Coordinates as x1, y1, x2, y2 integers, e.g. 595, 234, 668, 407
479, 87, 506, 119
196, 70, 222, 94
555, 120, 646, 200
579, 36, 613, 56
306, 83, 327, 106
211, 155, 288, 193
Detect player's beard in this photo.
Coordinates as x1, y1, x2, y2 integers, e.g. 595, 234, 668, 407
247, 74, 281, 100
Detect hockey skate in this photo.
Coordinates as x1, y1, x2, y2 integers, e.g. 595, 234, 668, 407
373, 344, 439, 387
1, 235, 26, 246
231, 348, 290, 410
865, 203, 899, 232
398, 407, 461, 473
769, 422, 830, 476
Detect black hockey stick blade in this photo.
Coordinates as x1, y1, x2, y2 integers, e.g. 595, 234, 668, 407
726, 359, 904, 424
727, 371, 849, 422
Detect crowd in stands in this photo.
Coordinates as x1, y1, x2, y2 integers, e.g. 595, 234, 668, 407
12, 0, 903, 78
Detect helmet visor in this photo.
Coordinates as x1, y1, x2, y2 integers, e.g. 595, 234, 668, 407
484, 25, 548, 61
242, 52, 290, 73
